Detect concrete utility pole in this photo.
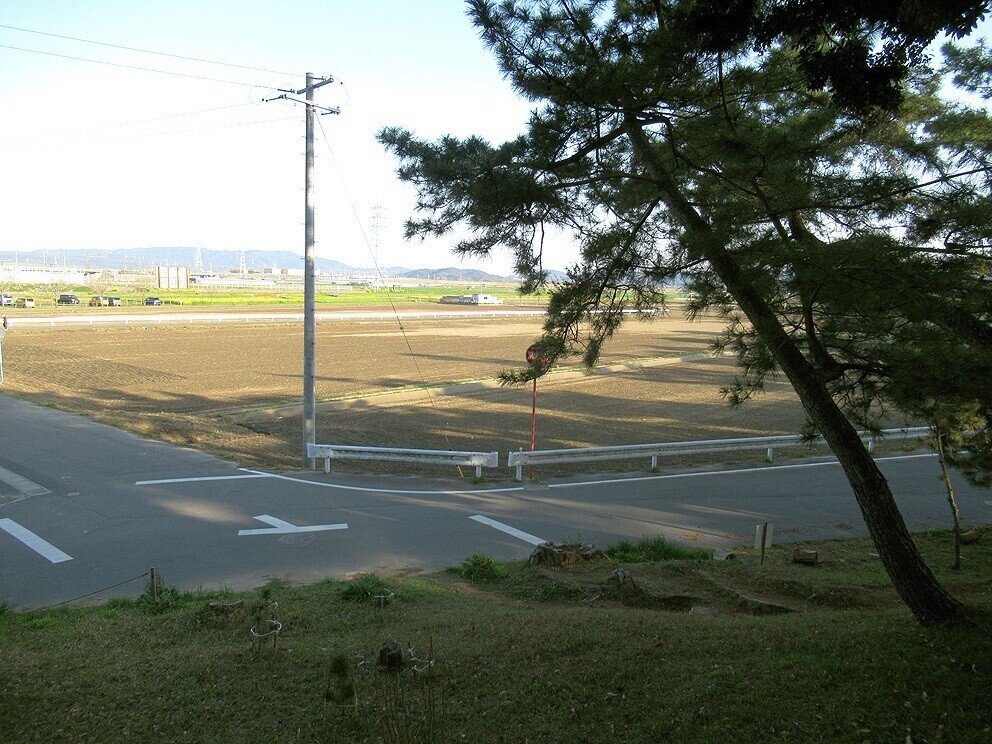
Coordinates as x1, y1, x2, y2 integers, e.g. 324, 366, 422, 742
299, 72, 338, 469
303, 71, 317, 469
263, 73, 338, 469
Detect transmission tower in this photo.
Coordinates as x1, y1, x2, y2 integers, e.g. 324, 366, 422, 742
193, 247, 203, 272
369, 199, 386, 278
238, 249, 247, 275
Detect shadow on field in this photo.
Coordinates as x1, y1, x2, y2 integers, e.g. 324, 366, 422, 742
4, 346, 819, 479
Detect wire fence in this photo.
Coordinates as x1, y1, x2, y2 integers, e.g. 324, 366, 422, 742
32, 571, 150, 611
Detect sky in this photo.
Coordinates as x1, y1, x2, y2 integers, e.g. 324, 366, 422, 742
0, 1, 548, 274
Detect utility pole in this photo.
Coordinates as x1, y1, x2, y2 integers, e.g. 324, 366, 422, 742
263, 73, 338, 469
299, 72, 338, 469
303, 71, 317, 469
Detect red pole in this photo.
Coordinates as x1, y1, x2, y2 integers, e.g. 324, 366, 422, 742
530, 377, 537, 451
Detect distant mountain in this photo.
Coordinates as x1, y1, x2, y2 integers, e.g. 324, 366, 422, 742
396, 267, 513, 282
0, 247, 547, 281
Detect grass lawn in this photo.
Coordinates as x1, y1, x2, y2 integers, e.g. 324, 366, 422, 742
1, 531, 990, 742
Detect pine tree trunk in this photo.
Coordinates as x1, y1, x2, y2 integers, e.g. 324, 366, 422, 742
934, 430, 963, 570
626, 120, 962, 624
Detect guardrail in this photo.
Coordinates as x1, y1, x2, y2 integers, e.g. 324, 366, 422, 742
307, 443, 499, 477
506, 427, 930, 481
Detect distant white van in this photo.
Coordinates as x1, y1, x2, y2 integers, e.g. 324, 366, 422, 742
438, 293, 503, 306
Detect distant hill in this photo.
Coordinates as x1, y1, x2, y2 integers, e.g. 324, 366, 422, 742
0, 247, 566, 282
397, 267, 512, 282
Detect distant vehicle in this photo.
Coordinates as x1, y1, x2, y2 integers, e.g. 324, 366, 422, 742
56, 294, 80, 305
108, 296, 122, 306
0, 294, 12, 307
143, 297, 163, 306
89, 296, 110, 307
14, 298, 35, 308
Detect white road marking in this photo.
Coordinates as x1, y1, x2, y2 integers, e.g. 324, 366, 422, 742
0, 465, 51, 496
135, 473, 274, 486
469, 515, 547, 546
237, 514, 348, 536
546, 453, 939, 489
238, 468, 526, 495
141, 453, 940, 497
0, 518, 72, 563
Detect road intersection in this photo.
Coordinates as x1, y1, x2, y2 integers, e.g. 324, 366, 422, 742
1, 394, 989, 608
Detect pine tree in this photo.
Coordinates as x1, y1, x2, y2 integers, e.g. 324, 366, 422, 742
379, 0, 992, 624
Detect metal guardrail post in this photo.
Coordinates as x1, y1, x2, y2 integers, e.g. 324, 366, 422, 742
767, 446, 774, 462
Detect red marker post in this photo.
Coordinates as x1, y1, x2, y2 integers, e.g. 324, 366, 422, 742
525, 345, 545, 473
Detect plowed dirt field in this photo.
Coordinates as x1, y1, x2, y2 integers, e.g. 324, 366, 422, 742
1, 312, 809, 475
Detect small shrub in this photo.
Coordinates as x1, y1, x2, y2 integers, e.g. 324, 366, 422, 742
339, 574, 392, 603
605, 536, 710, 563
457, 555, 508, 584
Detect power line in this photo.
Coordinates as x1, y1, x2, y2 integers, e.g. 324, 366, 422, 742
0, 22, 300, 77
314, 114, 464, 470
0, 102, 260, 144
0, 115, 297, 152
0, 42, 275, 88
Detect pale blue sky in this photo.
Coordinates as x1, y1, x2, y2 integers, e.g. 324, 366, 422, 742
0, 1, 537, 272
1, 3, 988, 274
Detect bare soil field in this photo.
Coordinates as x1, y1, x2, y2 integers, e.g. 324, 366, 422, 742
0, 312, 815, 476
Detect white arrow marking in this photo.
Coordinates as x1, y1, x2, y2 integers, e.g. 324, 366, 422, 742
0, 518, 72, 563
238, 514, 348, 536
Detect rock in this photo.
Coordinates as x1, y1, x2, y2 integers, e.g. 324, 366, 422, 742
712, 549, 735, 560
689, 605, 718, 616
377, 641, 404, 671
960, 529, 982, 545
528, 542, 605, 568
792, 549, 819, 566
608, 568, 638, 592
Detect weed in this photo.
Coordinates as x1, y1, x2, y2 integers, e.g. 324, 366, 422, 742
324, 653, 357, 707
339, 574, 393, 603
457, 555, 508, 584
369, 640, 442, 743
605, 536, 711, 563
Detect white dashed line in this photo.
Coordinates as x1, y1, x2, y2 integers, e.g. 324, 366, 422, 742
0, 518, 72, 563
0, 465, 51, 496
469, 515, 547, 546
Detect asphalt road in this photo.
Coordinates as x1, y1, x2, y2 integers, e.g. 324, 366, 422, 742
1, 394, 989, 608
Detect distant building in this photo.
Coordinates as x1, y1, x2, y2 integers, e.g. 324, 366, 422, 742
156, 266, 190, 289
438, 293, 503, 306
0, 263, 87, 285
190, 276, 276, 288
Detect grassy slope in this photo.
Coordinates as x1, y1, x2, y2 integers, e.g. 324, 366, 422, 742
1, 533, 990, 742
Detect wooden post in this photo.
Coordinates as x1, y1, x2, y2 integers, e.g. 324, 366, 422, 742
755, 523, 773, 565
